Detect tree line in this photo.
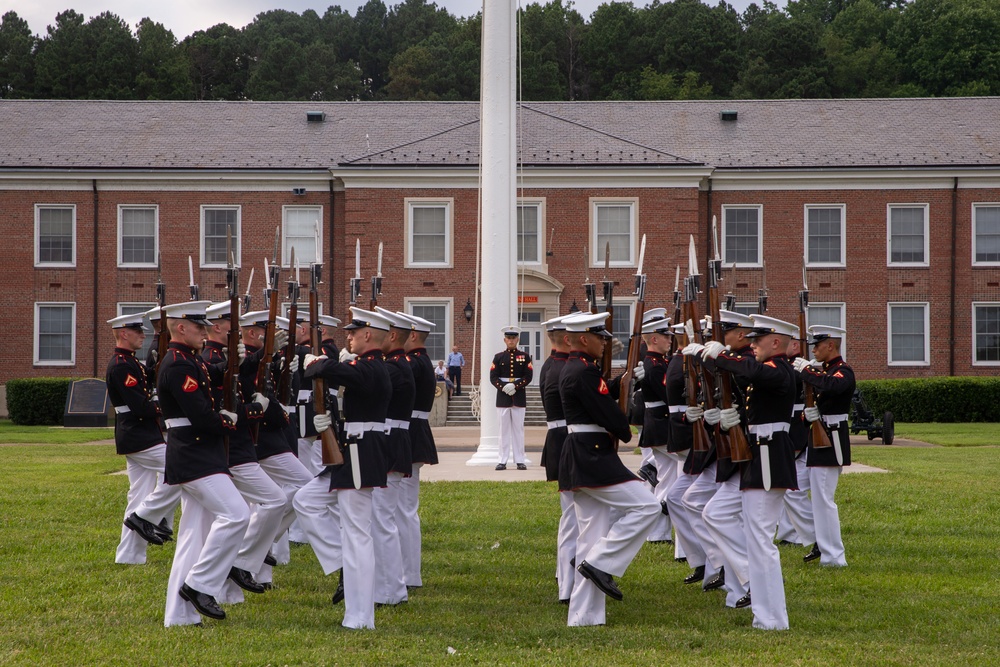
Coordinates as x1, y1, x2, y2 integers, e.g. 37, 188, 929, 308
1, 0, 998, 102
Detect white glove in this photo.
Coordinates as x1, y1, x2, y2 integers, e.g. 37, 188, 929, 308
220, 409, 238, 425
632, 364, 645, 382
272, 329, 288, 353
303, 353, 327, 369
685, 405, 704, 422
720, 407, 740, 431
704, 407, 722, 426
503, 382, 516, 396
288, 354, 300, 374
314, 412, 332, 433
610, 337, 624, 356
236, 341, 246, 363
804, 406, 821, 422
339, 348, 357, 363
701, 341, 729, 360
252, 392, 269, 412
682, 342, 705, 357
792, 357, 812, 373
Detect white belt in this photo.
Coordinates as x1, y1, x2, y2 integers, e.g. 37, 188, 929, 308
567, 424, 605, 433
669, 405, 687, 414
114, 405, 131, 414
792, 403, 805, 413
297, 389, 312, 402
749, 422, 790, 439
282, 404, 295, 414
165, 418, 191, 429
344, 421, 388, 437
547, 419, 567, 429
823, 413, 849, 426
499, 378, 522, 383
386, 419, 410, 430
645, 401, 666, 408
411, 410, 430, 420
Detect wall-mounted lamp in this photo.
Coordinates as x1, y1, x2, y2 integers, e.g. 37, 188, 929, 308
463, 299, 474, 322
568, 300, 580, 314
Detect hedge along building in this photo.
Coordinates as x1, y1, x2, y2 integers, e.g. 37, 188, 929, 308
3, 97, 1000, 399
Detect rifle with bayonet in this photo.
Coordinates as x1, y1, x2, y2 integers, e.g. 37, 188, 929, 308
708, 217, 751, 463
154, 253, 168, 376
799, 260, 833, 449
600, 242, 614, 382
758, 260, 768, 314
242, 267, 254, 313
370, 241, 383, 310
583, 245, 598, 314
223, 228, 240, 459
669, 266, 681, 355
188, 256, 199, 301
618, 234, 646, 418
253, 228, 282, 442
277, 251, 300, 407
682, 238, 713, 454
311, 262, 344, 467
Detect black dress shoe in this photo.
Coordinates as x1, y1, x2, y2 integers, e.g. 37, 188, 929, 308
637, 463, 658, 488
516, 463, 527, 470
735, 591, 752, 609
495, 463, 507, 471
660, 500, 670, 517
804, 544, 822, 562
179, 583, 226, 620
577, 560, 623, 601
332, 571, 345, 605
675, 557, 687, 564
684, 565, 705, 584
264, 551, 277, 567
124, 512, 164, 546
154, 519, 174, 541
704, 567, 725, 591
375, 600, 407, 608
228, 567, 266, 594
559, 598, 570, 605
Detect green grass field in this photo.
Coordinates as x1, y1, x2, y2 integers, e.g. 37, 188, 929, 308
1, 441, 998, 665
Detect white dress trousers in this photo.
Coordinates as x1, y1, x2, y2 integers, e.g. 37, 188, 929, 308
497, 407, 527, 465
645, 446, 675, 542
780, 455, 815, 545
809, 466, 847, 566
256, 452, 315, 581
164, 473, 250, 627
396, 462, 424, 588
230, 462, 289, 576
557, 490, 579, 601
742, 488, 789, 630
567, 480, 660, 627
372, 471, 408, 605
666, 471, 713, 574
117, 443, 182, 564
703, 476, 749, 607
681, 463, 722, 588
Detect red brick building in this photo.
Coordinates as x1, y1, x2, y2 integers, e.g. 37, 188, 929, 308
3, 98, 1000, 396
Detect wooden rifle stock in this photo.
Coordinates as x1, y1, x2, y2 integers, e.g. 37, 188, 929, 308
619, 298, 643, 417
277, 283, 297, 406
312, 267, 342, 466
799, 294, 832, 449
681, 292, 712, 453
708, 278, 751, 463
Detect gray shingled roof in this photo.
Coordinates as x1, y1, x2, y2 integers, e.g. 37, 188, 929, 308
1, 98, 998, 171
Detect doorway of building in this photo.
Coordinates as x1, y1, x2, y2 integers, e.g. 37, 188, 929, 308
518, 310, 543, 385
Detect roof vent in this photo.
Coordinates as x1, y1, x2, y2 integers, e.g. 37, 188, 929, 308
306, 111, 326, 122
720, 110, 738, 122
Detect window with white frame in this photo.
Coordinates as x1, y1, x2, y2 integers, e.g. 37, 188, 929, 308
807, 302, 846, 356
973, 204, 1000, 265
201, 206, 241, 268
35, 205, 75, 266
733, 302, 758, 317
34, 302, 75, 365
887, 204, 928, 266
517, 202, 542, 265
118, 206, 158, 267
407, 200, 451, 267
407, 300, 450, 362
888, 303, 929, 365
722, 205, 762, 266
283, 206, 322, 266
594, 300, 634, 365
118, 302, 156, 360
592, 200, 636, 266
805, 205, 845, 266
973, 303, 1000, 364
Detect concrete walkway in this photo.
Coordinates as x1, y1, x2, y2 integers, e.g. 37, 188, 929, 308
422, 426, 889, 482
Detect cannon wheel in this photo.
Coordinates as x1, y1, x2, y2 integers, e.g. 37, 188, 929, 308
882, 412, 895, 445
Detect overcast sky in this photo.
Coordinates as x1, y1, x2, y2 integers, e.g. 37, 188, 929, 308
11, 0, 781, 40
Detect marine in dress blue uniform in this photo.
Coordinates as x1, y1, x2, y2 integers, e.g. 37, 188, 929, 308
490, 326, 533, 470
558, 312, 660, 627
108, 312, 181, 564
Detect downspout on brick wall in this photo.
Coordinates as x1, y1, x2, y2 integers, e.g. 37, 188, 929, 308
329, 176, 336, 316
705, 177, 713, 314
92, 179, 99, 377
949, 177, 958, 376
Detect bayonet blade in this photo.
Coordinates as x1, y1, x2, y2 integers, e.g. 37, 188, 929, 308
688, 235, 699, 277
377, 241, 384, 278
603, 242, 610, 279
712, 215, 721, 261
636, 234, 646, 277
355, 239, 361, 279
674, 265, 680, 292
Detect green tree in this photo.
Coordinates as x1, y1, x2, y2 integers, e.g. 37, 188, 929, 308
352, 0, 391, 98
0, 11, 36, 98
34, 10, 87, 98
385, 26, 478, 100
822, 0, 901, 97
246, 36, 362, 100
182, 23, 250, 100
889, 0, 1000, 96
80, 12, 139, 98
518, 0, 588, 101
580, 1, 645, 99
135, 18, 192, 99
637, 66, 713, 99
